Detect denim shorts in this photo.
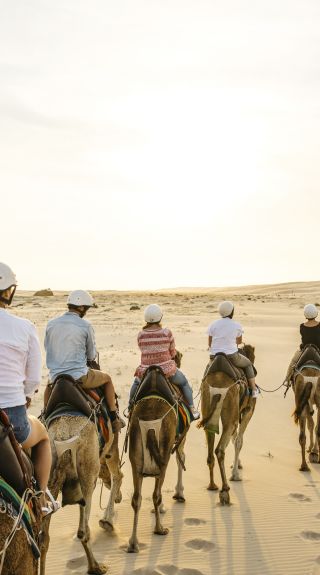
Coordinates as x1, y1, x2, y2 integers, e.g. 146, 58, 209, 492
2, 405, 31, 444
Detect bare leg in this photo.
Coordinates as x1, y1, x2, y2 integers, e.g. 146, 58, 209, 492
22, 416, 52, 492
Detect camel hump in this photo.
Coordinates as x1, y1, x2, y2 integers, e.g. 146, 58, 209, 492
0, 409, 33, 497
205, 354, 240, 381
44, 375, 93, 423
134, 366, 177, 406
295, 344, 320, 371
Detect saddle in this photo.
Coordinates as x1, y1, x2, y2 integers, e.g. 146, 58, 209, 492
205, 353, 243, 381
295, 344, 320, 371
44, 374, 94, 422
133, 366, 177, 407
0, 409, 33, 497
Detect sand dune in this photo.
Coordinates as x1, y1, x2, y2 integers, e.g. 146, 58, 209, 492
11, 283, 320, 575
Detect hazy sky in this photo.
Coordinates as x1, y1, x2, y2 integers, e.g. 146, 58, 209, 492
1, 0, 319, 290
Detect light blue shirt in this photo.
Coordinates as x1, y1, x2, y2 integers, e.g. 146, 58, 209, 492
44, 312, 96, 382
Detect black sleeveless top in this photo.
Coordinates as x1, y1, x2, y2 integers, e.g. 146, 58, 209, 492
300, 323, 320, 349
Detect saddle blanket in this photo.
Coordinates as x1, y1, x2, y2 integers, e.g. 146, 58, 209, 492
0, 476, 40, 559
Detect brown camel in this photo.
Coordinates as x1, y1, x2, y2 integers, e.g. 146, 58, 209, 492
293, 366, 320, 471
40, 414, 123, 575
200, 345, 256, 504
127, 368, 187, 553
0, 508, 41, 575
0, 413, 42, 575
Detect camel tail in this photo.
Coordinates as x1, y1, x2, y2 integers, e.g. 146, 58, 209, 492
198, 392, 222, 428
293, 381, 313, 424
146, 429, 163, 468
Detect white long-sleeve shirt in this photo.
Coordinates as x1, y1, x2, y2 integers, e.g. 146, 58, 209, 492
0, 308, 42, 408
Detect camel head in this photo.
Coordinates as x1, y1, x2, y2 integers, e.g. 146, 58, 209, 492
241, 344, 255, 364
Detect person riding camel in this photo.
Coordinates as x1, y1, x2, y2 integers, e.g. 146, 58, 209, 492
285, 303, 320, 385
0, 262, 60, 515
207, 300, 259, 398
44, 290, 125, 433
129, 303, 200, 419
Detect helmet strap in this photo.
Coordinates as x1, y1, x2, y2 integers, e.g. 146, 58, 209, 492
0, 285, 16, 306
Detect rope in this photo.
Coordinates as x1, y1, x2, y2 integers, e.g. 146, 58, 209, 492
0, 487, 33, 573
258, 381, 287, 393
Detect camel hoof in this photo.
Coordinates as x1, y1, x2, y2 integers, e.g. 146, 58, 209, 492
127, 542, 139, 553
172, 494, 185, 503
299, 464, 311, 472
154, 527, 169, 535
309, 452, 319, 463
88, 564, 108, 575
99, 519, 114, 532
230, 475, 241, 482
207, 483, 219, 491
115, 492, 122, 504
219, 491, 230, 505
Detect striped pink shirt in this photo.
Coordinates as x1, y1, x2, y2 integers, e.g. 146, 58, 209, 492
135, 327, 177, 379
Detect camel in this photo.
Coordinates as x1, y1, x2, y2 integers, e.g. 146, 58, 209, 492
0, 416, 42, 575
40, 414, 123, 575
200, 345, 256, 505
0, 516, 40, 575
127, 367, 188, 553
293, 365, 320, 471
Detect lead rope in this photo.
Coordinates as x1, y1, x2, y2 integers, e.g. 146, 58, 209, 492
0, 487, 33, 574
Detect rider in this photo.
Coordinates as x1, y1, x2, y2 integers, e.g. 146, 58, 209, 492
44, 290, 125, 433
207, 300, 259, 397
129, 304, 200, 419
285, 303, 320, 385
0, 263, 59, 515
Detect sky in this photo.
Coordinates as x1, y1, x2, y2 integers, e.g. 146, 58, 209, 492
1, 0, 320, 290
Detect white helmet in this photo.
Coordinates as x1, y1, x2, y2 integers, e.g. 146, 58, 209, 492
0, 263, 17, 291
304, 304, 318, 320
218, 300, 234, 318
67, 290, 94, 307
144, 304, 163, 324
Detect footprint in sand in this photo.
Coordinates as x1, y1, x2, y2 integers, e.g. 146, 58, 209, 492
66, 556, 86, 568
184, 518, 207, 526
158, 566, 205, 575
179, 570, 206, 575
301, 531, 320, 541
158, 565, 178, 575
132, 569, 162, 575
185, 539, 216, 552
289, 493, 312, 502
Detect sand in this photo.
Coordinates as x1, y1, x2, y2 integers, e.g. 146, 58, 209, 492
10, 282, 320, 575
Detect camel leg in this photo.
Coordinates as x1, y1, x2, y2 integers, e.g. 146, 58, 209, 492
206, 430, 218, 491
231, 406, 254, 481
40, 482, 59, 575
99, 437, 124, 531
216, 423, 236, 505
299, 413, 310, 472
127, 471, 143, 553
173, 438, 186, 502
153, 471, 169, 535
316, 408, 320, 463
307, 411, 317, 462
77, 481, 107, 575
